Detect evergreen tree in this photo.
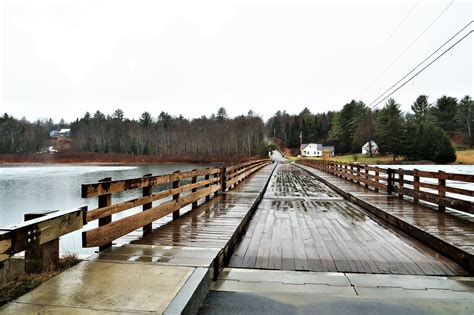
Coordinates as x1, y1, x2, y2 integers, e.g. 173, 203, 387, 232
457, 95, 473, 147
432, 95, 458, 132
376, 98, 404, 160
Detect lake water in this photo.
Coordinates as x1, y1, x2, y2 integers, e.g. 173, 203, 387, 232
0, 163, 212, 257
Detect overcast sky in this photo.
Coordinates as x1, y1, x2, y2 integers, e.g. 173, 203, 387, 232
1, 0, 472, 122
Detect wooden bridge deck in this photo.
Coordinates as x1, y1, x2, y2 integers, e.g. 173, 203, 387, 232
229, 164, 468, 276
299, 164, 474, 272
92, 164, 276, 271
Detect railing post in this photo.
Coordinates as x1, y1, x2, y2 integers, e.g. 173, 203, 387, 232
387, 169, 394, 195
364, 166, 369, 189
205, 174, 211, 202
398, 169, 404, 199
438, 171, 446, 211
142, 173, 153, 235
221, 167, 227, 192
172, 171, 181, 220
24, 210, 59, 273
356, 165, 360, 185
214, 171, 220, 196
413, 169, 420, 204
191, 169, 198, 209
98, 177, 112, 251
375, 170, 379, 193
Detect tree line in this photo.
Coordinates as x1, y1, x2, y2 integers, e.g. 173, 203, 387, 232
2, 95, 472, 163
0, 108, 268, 159
266, 95, 473, 163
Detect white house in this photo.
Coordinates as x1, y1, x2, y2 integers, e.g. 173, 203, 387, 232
301, 143, 335, 157
362, 140, 379, 155
59, 129, 71, 137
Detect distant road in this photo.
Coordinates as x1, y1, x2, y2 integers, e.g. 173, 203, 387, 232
271, 150, 288, 163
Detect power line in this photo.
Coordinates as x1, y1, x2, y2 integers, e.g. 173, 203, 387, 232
367, 20, 473, 108
378, 2, 419, 52
331, 23, 472, 137
362, 0, 454, 97
369, 29, 473, 109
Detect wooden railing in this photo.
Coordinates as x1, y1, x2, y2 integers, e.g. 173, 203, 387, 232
0, 208, 86, 272
81, 159, 270, 249
298, 159, 474, 215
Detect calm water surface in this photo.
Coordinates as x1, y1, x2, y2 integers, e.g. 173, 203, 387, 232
0, 163, 212, 256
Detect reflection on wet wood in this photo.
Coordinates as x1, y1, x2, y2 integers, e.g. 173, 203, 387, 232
229, 164, 468, 276
300, 164, 474, 274
117, 166, 275, 267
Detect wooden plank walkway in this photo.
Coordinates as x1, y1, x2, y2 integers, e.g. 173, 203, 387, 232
299, 163, 474, 274
92, 164, 276, 274
229, 164, 468, 275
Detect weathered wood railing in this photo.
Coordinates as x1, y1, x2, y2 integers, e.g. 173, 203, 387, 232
81, 159, 270, 249
0, 208, 86, 272
298, 159, 474, 215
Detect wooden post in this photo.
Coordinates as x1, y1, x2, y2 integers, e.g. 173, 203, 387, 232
221, 167, 227, 192
387, 169, 394, 195
191, 169, 198, 209
375, 170, 379, 193
172, 171, 180, 220
364, 166, 369, 189
214, 172, 219, 196
413, 169, 420, 204
142, 173, 152, 235
98, 177, 112, 251
356, 165, 360, 185
398, 169, 404, 199
205, 174, 210, 202
438, 171, 446, 211
24, 210, 59, 273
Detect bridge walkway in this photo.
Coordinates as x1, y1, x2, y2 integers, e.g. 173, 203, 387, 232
228, 164, 467, 276
299, 163, 474, 274
0, 165, 276, 314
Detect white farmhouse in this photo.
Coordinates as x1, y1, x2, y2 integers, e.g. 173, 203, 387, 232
362, 140, 379, 155
301, 143, 335, 157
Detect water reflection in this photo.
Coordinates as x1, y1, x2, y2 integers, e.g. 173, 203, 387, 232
0, 163, 211, 255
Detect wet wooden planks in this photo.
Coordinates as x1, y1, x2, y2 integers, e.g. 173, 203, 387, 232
299, 164, 474, 274
264, 164, 340, 199
229, 164, 468, 276
119, 165, 275, 250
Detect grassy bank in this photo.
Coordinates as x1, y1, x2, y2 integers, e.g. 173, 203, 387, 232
0, 255, 80, 306
285, 149, 474, 164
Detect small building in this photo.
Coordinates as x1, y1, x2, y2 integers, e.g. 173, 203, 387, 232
49, 130, 60, 138
362, 140, 379, 155
301, 143, 335, 157
59, 129, 71, 137
301, 143, 322, 157
322, 146, 335, 157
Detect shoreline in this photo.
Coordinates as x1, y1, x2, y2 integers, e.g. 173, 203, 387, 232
0, 153, 259, 166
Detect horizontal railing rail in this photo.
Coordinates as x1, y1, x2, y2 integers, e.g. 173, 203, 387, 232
81, 159, 270, 249
298, 159, 474, 215
0, 208, 86, 272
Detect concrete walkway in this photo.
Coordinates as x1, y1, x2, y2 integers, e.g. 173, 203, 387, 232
2, 261, 206, 314
201, 268, 474, 315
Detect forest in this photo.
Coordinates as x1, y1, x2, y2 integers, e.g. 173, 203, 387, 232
0, 95, 472, 163
0, 108, 267, 160
267, 95, 473, 163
